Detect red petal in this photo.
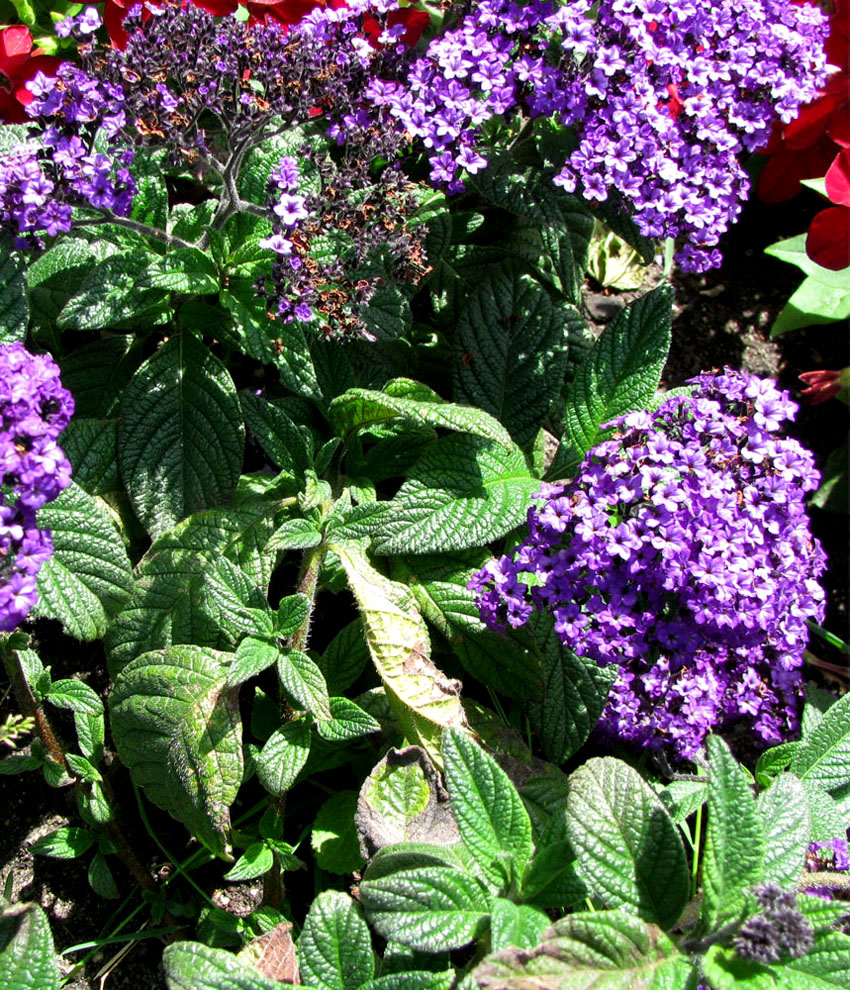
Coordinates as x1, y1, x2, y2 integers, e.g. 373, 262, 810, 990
11, 55, 63, 104
806, 206, 850, 270
826, 147, 850, 206
784, 86, 847, 150
757, 141, 838, 203
0, 83, 27, 123
105, 0, 130, 50
0, 25, 33, 78
192, 0, 240, 14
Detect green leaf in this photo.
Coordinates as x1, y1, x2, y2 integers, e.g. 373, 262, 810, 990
298, 891, 374, 990
331, 542, 467, 762
701, 735, 766, 929
801, 779, 847, 842
757, 773, 811, 887
0, 903, 61, 990
473, 910, 694, 990
565, 284, 673, 456
362, 974, 453, 990
489, 899, 549, 953
277, 650, 332, 720
565, 757, 689, 930
360, 866, 491, 953
27, 237, 119, 323
224, 843, 274, 882
328, 379, 513, 449
34, 480, 133, 640
792, 692, 850, 794
129, 148, 169, 229
770, 273, 850, 335
755, 743, 800, 788
88, 852, 119, 899
119, 333, 244, 538
315, 697, 380, 742
369, 433, 538, 554
399, 554, 543, 702
519, 840, 588, 911
657, 780, 708, 824
442, 728, 533, 891
240, 392, 313, 477
46, 678, 105, 764
110, 646, 243, 859
57, 250, 167, 330
316, 619, 370, 695
226, 637, 279, 688
774, 930, 850, 989
163, 941, 283, 990
274, 595, 310, 638
524, 613, 615, 763
142, 248, 220, 294
105, 481, 278, 674
312, 791, 365, 875
453, 265, 575, 446
0, 235, 28, 344
255, 719, 311, 797
265, 519, 323, 554
59, 419, 119, 496
58, 335, 144, 419
29, 827, 96, 859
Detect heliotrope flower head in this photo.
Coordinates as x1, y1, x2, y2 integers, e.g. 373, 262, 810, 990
370, 0, 829, 271
0, 343, 74, 631
471, 369, 827, 759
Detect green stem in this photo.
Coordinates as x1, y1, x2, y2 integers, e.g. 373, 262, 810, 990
691, 803, 703, 899
2, 644, 66, 770
288, 541, 327, 654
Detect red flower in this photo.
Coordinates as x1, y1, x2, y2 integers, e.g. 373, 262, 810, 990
0, 25, 62, 124
799, 368, 848, 404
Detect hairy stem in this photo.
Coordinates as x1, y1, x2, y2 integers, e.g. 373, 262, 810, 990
2, 645, 66, 769
288, 541, 326, 654
74, 211, 196, 250
799, 871, 850, 893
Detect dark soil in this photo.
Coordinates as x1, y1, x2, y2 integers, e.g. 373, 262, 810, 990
2, 190, 848, 989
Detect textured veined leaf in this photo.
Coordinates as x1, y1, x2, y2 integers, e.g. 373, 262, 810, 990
0, 902, 62, 990
34, 480, 133, 641
757, 773, 811, 887
360, 866, 491, 953
298, 891, 374, 990
110, 645, 243, 859
489, 899, 549, 953
277, 650, 332, 721
311, 794, 366, 875
369, 433, 538, 554
58, 418, 119, 496
57, 250, 167, 331
119, 333, 244, 538
331, 541, 466, 763
0, 235, 28, 344
453, 264, 579, 446
474, 910, 695, 990
442, 728, 533, 891
163, 942, 284, 990
565, 757, 689, 930
792, 692, 850, 794
105, 478, 277, 675
701, 735, 766, 929
255, 719, 311, 797
328, 378, 513, 448
565, 284, 673, 456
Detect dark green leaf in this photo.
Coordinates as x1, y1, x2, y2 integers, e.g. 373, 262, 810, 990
227, 637, 280, 688
141, 248, 220, 294
224, 843, 274, 882
442, 728, 533, 890
370, 434, 538, 554
278, 650, 332, 721
58, 336, 143, 419
163, 942, 283, 990
489, 899, 549, 953
0, 235, 28, 343
315, 697, 380, 742
34, 480, 133, 640
312, 792, 365, 875
360, 866, 491, 953
316, 620, 370, 695
453, 265, 575, 446
58, 419, 119, 496
30, 827, 96, 860
88, 852, 119, 899
474, 910, 694, 990
57, 250, 167, 330
701, 735, 766, 929
110, 646, 243, 859
119, 333, 244, 538
0, 902, 62, 990
240, 391, 313, 476
299, 891, 374, 990
565, 757, 689, 930
565, 284, 673, 456
255, 719, 311, 798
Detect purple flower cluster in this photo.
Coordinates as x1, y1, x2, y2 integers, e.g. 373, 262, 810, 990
805, 836, 850, 901
0, 344, 73, 631
0, 9, 135, 247
470, 370, 827, 759
369, 0, 828, 271
733, 883, 814, 963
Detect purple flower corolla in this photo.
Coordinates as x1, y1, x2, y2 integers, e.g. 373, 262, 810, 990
377, 0, 828, 271
470, 369, 827, 760
0, 344, 73, 632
